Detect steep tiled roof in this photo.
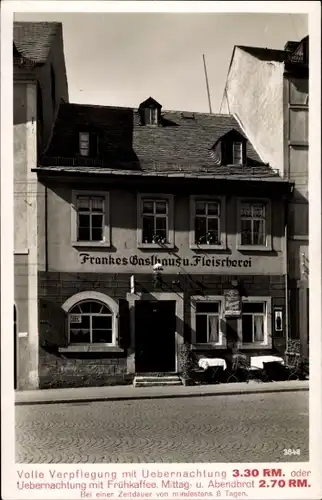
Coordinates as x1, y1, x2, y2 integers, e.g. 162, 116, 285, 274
38, 102, 285, 181
237, 45, 289, 62
238, 35, 309, 64
13, 22, 61, 63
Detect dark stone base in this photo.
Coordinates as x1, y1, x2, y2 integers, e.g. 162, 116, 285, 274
39, 374, 134, 389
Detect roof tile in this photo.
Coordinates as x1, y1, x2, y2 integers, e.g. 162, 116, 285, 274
13, 22, 61, 63
40, 102, 283, 181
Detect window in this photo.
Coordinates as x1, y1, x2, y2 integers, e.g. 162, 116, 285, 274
68, 300, 114, 345
232, 142, 243, 165
144, 107, 158, 125
191, 295, 225, 348
241, 302, 266, 344
190, 196, 226, 249
77, 195, 104, 242
240, 202, 266, 246
71, 191, 110, 247
195, 302, 221, 344
142, 199, 167, 243
79, 132, 90, 156
194, 201, 221, 245
79, 132, 98, 157
137, 194, 174, 248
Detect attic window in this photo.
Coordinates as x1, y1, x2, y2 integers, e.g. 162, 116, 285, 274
79, 132, 98, 157
144, 108, 158, 125
232, 142, 243, 165
79, 132, 90, 156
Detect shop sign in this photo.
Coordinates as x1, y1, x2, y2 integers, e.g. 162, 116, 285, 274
79, 253, 252, 269
224, 288, 241, 317
69, 315, 82, 324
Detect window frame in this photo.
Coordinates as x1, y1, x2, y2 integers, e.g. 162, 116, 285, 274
190, 295, 225, 349
237, 197, 272, 251
71, 190, 111, 248
137, 193, 174, 249
237, 296, 272, 349
79, 132, 90, 156
190, 196, 226, 250
59, 291, 123, 353
232, 141, 243, 165
68, 300, 114, 346
144, 107, 158, 125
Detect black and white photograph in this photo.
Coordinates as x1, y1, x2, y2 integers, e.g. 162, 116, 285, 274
1, 1, 321, 499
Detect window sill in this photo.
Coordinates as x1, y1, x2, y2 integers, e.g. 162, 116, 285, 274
72, 241, 111, 248
241, 343, 272, 350
190, 243, 226, 251
191, 343, 226, 350
137, 242, 175, 250
14, 249, 29, 255
236, 244, 272, 252
59, 345, 124, 353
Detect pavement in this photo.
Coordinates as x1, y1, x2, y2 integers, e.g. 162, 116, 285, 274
15, 390, 309, 463
15, 379, 309, 405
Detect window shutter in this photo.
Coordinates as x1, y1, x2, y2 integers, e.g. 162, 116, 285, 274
39, 299, 68, 349
118, 299, 130, 349
221, 140, 233, 165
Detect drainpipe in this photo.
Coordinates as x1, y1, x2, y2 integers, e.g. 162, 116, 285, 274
45, 186, 48, 272
284, 192, 291, 348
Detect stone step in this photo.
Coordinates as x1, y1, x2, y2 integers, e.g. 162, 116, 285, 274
133, 375, 183, 388
135, 376, 180, 382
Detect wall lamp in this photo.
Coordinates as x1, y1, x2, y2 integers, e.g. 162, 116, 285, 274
152, 263, 164, 288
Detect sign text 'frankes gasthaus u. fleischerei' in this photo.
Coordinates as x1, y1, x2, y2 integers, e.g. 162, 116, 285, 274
79, 253, 253, 269
16, 86, 293, 390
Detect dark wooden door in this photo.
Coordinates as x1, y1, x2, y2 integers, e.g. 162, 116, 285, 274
135, 301, 176, 373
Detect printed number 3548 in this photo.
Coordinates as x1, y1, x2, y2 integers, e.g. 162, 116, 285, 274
284, 449, 300, 455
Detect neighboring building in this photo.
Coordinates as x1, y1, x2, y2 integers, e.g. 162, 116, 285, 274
221, 36, 309, 356
32, 98, 292, 388
14, 22, 69, 389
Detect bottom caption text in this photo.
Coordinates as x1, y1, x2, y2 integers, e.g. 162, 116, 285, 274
15, 466, 313, 499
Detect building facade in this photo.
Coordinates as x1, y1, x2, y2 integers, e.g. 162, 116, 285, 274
14, 22, 69, 389
221, 36, 309, 356
33, 98, 292, 388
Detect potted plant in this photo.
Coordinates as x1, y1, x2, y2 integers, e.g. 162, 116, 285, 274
152, 233, 166, 245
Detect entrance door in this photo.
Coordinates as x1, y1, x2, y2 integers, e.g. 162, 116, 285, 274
135, 300, 176, 373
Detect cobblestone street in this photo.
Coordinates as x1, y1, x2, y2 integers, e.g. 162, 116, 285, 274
15, 391, 309, 463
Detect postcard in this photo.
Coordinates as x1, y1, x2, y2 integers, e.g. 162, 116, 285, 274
1, 1, 321, 499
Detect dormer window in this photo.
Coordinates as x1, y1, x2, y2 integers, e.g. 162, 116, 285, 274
215, 129, 247, 166
144, 108, 158, 125
139, 97, 162, 126
79, 132, 89, 156
233, 142, 243, 165
79, 132, 98, 157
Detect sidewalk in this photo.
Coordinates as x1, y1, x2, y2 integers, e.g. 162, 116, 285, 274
15, 379, 309, 406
